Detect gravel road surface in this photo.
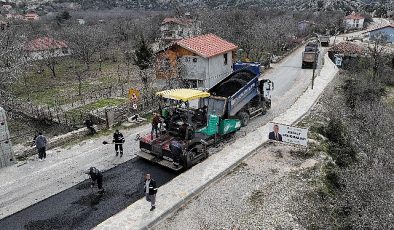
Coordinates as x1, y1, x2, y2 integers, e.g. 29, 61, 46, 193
153, 144, 318, 230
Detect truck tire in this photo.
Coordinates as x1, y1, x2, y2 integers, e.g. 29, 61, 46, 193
217, 78, 247, 97
237, 111, 250, 127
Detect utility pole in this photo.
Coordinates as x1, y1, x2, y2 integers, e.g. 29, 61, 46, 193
311, 52, 317, 89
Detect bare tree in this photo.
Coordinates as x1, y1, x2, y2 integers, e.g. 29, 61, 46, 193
70, 60, 88, 97
0, 25, 26, 92
63, 25, 109, 70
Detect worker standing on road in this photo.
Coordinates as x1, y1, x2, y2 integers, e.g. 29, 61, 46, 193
151, 112, 161, 140
112, 129, 125, 157
34, 132, 47, 161
85, 167, 104, 194
144, 174, 158, 211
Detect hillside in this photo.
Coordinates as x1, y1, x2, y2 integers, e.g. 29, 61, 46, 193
5, 0, 393, 12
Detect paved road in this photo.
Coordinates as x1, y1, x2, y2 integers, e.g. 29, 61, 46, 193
248, 44, 321, 132
0, 158, 177, 230
0, 42, 319, 230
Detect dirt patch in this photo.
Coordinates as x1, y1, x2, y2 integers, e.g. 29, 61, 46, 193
153, 143, 321, 230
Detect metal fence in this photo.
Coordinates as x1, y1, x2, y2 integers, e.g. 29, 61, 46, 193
0, 86, 158, 128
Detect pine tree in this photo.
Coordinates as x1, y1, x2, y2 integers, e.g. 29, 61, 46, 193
134, 36, 153, 70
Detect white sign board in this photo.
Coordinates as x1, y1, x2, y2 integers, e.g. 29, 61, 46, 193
268, 122, 308, 147
335, 56, 342, 67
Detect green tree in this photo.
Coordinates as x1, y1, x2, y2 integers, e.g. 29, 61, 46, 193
55, 11, 71, 25
133, 35, 153, 70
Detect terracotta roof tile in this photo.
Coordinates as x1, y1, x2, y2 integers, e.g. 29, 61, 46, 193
344, 12, 364, 20
330, 42, 365, 55
25, 37, 68, 52
176, 34, 238, 58
367, 24, 394, 33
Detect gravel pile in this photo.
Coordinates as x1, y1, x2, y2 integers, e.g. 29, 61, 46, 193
153, 144, 318, 230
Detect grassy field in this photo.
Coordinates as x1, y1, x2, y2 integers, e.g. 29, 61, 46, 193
13, 56, 138, 107
65, 98, 127, 121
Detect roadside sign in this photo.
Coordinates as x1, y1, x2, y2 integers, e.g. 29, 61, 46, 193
335, 56, 342, 67
268, 122, 308, 147
128, 88, 140, 101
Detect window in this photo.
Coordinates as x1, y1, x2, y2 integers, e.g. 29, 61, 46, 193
62, 48, 69, 54
224, 53, 228, 65
162, 58, 171, 70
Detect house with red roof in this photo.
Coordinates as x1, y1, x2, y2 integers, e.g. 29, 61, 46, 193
343, 12, 365, 30
24, 13, 39, 21
25, 37, 71, 60
155, 34, 238, 89
159, 13, 202, 48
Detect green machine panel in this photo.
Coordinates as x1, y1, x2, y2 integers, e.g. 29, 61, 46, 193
197, 114, 219, 136
219, 119, 241, 135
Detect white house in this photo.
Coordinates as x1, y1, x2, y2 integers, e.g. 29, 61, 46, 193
344, 12, 365, 30
25, 37, 71, 61
155, 34, 238, 89
1, 4, 12, 11
77, 18, 85, 25
159, 13, 202, 48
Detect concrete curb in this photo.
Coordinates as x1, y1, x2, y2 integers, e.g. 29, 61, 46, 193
93, 54, 339, 230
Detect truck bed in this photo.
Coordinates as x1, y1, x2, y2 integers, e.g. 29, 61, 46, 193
209, 69, 259, 116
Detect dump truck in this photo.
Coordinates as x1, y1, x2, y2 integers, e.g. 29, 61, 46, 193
319, 35, 330, 47
209, 62, 272, 126
302, 41, 320, 69
136, 63, 273, 171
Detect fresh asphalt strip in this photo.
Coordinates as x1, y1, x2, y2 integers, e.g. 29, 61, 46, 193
0, 158, 178, 230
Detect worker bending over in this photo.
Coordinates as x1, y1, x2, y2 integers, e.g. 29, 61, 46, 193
85, 167, 104, 194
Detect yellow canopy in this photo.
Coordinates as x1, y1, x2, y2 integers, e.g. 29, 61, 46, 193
156, 89, 210, 101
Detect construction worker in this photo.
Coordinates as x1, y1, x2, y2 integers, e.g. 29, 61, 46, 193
84, 119, 96, 135
85, 167, 104, 194
113, 129, 125, 157
151, 112, 161, 140
144, 173, 158, 211
34, 132, 48, 161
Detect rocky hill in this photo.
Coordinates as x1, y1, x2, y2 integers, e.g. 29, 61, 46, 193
85, 0, 393, 11
4, 0, 393, 12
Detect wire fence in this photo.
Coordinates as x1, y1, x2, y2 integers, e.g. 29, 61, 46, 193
0, 84, 158, 128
